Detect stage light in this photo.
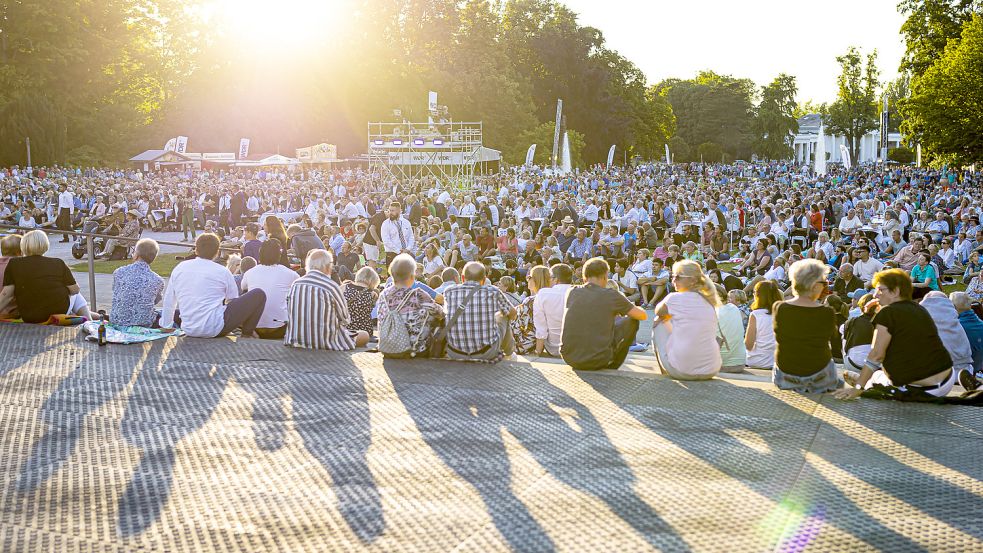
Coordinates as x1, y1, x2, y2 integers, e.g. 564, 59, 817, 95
373, 139, 384, 146
433, 139, 444, 145
413, 139, 425, 146
393, 139, 403, 145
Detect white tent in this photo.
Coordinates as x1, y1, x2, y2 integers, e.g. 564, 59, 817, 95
232, 154, 301, 168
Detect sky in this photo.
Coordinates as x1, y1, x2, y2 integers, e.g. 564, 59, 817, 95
560, 0, 906, 103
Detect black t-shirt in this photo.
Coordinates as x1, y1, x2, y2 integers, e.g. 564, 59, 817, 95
872, 300, 952, 385
336, 251, 360, 273
2, 255, 76, 323
773, 302, 836, 376
561, 283, 634, 369
722, 273, 744, 291
363, 212, 385, 246
843, 313, 875, 352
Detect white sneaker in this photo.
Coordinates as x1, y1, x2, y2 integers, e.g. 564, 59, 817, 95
507, 353, 518, 362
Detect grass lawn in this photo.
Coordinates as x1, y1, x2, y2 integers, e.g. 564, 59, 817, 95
70, 253, 184, 277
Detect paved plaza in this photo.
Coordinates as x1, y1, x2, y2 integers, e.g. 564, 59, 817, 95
1, 323, 982, 552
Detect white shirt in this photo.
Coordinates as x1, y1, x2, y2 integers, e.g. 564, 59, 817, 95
423, 255, 445, 275
583, 204, 599, 222
612, 270, 638, 292
58, 191, 74, 211
381, 216, 415, 254
839, 216, 862, 233
160, 257, 239, 337
853, 257, 884, 283
460, 203, 476, 217
630, 259, 653, 278
240, 264, 299, 329
532, 283, 572, 356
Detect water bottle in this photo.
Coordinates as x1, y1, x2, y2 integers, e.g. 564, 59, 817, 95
97, 310, 108, 346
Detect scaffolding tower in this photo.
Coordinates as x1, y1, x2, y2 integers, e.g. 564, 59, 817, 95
367, 121, 484, 189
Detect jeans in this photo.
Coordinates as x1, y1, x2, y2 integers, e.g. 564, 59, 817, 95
218, 288, 266, 337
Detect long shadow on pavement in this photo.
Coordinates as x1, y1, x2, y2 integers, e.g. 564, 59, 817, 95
386, 360, 690, 552
581, 375, 983, 551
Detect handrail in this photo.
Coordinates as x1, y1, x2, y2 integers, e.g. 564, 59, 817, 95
0, 222, 241, 311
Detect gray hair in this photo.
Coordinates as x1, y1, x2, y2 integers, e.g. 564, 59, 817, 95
389, 253, 417, 282
789, 259, 829, 296
305, 248, 333, 274
354, 266, 380, 289
839, 262, 853, 273
463, 261, 486, 283
135, 238, 160, 263
950, 291, 973, 313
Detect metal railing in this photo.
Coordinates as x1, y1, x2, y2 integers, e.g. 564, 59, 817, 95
0, 223, 240, 310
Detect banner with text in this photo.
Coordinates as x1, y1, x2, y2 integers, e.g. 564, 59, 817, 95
238, 138, 250, 160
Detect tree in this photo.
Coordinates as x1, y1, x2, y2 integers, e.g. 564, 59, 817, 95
824, 47, 880, 164
899, 0, 982, 78
697, 142, 724, 163
753, 74, 799, 160
792, 99, 825, 119
901, 13, 983, 164
656, 71, 756, 160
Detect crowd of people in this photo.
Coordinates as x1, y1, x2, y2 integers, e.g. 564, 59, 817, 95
2, 159, 983, 400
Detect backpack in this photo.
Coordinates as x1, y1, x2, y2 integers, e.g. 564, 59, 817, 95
378, 288, 425, 357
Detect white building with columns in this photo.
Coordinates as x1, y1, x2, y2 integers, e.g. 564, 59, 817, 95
792, 114, 902, 165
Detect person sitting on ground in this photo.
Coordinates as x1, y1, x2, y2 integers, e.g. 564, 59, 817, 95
0, 234, 22, 317
334, 241, 361, 280
950, 291, 983, 389
444, 261, 517, 361
241, 222, 262, 260
285, 249, 369, 350
910, 252, 940, 300
237, 256, 257, 293
772, 259, 841, 393
892, 235, 924, 272
611, 258, 640, 304
744, 280, 781, 370
716, 285, 747, 373
842, 292, 876, 374
240, 239, 300, 340
832, 263, 865, 300
919, 291, 975, 386
434, 266, 460, 295
0, 230, 96, 322
836, 269, 956, 400
512, 265, 550, 355
110, 238, 165, 327
376, 253, 443, 357
533, 263, 573, 357
651, 259, 720, 380
159, 233, 266, 338
344, 266, 380, 337
561, 257, 647, 370
287, 223, 325, 264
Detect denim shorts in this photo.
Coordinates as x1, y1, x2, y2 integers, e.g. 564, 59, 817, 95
773, 360, 843, 393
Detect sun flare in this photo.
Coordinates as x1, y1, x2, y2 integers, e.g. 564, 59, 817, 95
207, 0, 338, 52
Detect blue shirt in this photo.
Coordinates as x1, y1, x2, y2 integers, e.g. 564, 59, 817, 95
958, 310, 983, 373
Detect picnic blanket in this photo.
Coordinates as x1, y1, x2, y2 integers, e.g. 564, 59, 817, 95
80, 322, 185, 344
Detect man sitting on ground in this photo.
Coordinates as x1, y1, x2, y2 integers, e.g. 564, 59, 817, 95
532, 263, 573, 357
443, 261, 517, 361
287, 223, 325, 263
110, 238, 165, 327
284, 249, 369, 350
561, 257, 647, 371
159, 233, 266, 338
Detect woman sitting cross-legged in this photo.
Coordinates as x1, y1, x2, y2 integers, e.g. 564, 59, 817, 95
836, 269, 956, 400
772, 259, 842, 393
651, 260, 722, 380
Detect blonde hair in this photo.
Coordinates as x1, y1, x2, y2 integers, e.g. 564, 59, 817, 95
527, 265, 551, 292
673, 259, 720, 307
226, 254, 242, 274
354, 266, 380, 289
20, 230, 50, 256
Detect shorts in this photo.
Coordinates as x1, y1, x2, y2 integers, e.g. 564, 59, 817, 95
773, 360, 843, 393
363, 243, 380, 262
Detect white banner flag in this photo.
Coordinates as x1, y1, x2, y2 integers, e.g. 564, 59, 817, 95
839, 144, 852, 170
525, 144, 537, 166
665, 144, 671, 164
238, 138, 250, 160
164, 138, 177, 152
606, 145, 616, 167
175, 136, 189, 155
428, 91, 438, 113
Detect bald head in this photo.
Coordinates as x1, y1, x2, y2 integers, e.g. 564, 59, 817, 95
463, 261, 486, 283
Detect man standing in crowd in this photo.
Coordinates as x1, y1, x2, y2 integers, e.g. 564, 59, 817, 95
111, 238, 165, 327
443, 261, 516, 361
381, 201, 414, 265
159, 233, 266, 338
57, 184, 74, 242
561, 257, 647, 371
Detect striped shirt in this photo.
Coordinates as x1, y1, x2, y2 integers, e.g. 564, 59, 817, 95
284, 270, 356, 351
